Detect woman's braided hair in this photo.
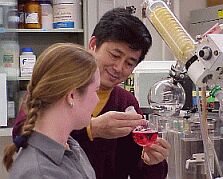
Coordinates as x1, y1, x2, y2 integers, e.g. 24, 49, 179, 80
3, 43, 97, 171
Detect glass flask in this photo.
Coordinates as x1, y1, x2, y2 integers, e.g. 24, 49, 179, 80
148, 78, 186, 117
146, 0, 196, 63
125, 106, 158, 146
132, 120, 158, 147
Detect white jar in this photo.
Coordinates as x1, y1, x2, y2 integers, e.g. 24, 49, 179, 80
19, 47, 36, 77
0, 40, 20, 78
53, 0, 74, 29
53, 0, 82, 29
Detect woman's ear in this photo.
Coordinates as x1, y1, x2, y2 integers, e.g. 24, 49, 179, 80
66, 89, 76, 107
88, 36, 97, 51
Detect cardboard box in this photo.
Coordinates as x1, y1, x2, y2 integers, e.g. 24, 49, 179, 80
207, 0, 223, 7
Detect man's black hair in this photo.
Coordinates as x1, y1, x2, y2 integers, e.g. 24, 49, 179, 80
92, 8, 152, 63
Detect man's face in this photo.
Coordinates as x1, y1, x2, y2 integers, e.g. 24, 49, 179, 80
89, 38, 142, 90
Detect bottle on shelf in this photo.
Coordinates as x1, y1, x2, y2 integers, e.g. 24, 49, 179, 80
24, 0, 42, 29
18, 0, 26, 29
19, 47, 36, 77
53, 0, 76, 29
73, 0, 83, 29
7, 80, 19, 127
7, 7, 19, 29
0, 34, 20, 78
52, 0, 82, 29
0, 6, 3, 28
39, 0, 53, 30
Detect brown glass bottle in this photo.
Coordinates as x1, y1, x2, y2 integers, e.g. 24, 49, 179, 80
24, 0, 42, 29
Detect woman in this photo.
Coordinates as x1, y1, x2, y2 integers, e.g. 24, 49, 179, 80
3, 43, 100, 179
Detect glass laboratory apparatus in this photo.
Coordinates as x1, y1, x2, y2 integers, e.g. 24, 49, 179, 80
126, 106, 159, 147
147, 77, 186, 136
143, 0, 223, 178
145, 0, 196, 63
148, 78, 186, 117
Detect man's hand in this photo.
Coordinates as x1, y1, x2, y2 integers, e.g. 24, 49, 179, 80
91, 111, 147, 139
142, 138, 171, 165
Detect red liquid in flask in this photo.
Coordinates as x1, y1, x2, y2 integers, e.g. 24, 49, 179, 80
132, 129, 158, 146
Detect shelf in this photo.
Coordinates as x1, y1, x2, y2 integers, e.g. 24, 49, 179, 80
0, 2, 16, 6
18, 77, 31, 81
6, 76, 31, 81
0, 128, 12, 137
0, 28, 84, 33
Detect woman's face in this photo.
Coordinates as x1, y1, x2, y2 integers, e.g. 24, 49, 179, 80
72, 68, 100, 129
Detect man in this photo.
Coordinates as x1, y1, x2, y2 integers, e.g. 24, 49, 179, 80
13, 8, 170, 179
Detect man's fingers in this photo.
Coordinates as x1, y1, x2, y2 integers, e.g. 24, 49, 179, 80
146, 150, 164, 164
156, 138, 171, 150
110, 111, 143, 120
112, 127, 133, 137
112, 119, 147, 128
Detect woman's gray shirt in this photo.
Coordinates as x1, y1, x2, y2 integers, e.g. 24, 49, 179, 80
10, 131, 96, 179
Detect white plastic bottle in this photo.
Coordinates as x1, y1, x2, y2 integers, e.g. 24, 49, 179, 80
73, 0, 82, 29
40, 0, 53, 30
19, 47, 36, 77
53, 0, 75, 29
125, 106, 137, 114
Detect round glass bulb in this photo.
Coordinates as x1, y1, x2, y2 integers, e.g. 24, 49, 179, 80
148, 78, 186, 117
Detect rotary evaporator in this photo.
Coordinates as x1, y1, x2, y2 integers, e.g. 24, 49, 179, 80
143, 0, 223, 179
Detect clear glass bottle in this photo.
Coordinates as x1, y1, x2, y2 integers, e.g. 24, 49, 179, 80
146, 0, 196, 64
7, 8, 19, 29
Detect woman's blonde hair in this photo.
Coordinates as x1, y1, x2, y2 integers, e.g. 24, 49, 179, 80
3, 43, 97, 171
